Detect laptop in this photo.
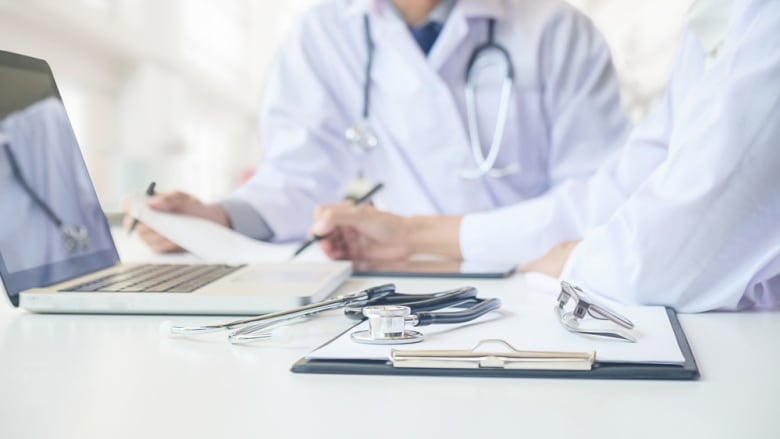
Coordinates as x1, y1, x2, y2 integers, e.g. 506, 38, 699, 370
0, 50, 351, 314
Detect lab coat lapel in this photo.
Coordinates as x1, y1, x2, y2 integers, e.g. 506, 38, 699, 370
362, 1, 503, 214
427, 8, 469, 71
428, 0, 505, 71
369, 12, 468, 155
369, 7, 428, 96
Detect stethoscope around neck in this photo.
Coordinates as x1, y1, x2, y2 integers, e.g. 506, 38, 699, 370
2, 140, 90, 253
345, 14, 518, 179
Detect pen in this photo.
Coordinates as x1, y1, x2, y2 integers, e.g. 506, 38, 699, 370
127, 181, 156, 235
290, 182, 384, 259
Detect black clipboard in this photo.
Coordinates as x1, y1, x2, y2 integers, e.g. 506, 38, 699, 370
291, 308, 699, 380
351, 260, 517, 279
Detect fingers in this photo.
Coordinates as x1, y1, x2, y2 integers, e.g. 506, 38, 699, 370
122, 214, 136, 230
318, 226, 370, 261
330, 226, 407, 261
319, 228, 349, 260
135, 223, 183, 253
122, 189, 224, 254
311, 204, 374, 237
147, 191, 197, 213
311, 203, 413, 261
341, 226, 364, 260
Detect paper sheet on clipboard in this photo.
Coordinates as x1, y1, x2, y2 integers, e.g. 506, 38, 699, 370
307, 304, 686, 365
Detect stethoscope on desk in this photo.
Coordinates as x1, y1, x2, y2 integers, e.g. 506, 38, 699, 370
167, 283, 501, 345
345, 15, 518, 179
2, 140, 90, 253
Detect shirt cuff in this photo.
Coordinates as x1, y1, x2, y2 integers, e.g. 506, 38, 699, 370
219, 199, 274, 241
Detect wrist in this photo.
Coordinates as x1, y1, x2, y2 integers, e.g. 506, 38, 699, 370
201, 203, 231, 228
403, 215, 462, 259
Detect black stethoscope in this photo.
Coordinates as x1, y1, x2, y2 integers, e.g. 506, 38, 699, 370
2, 141, 90, 253
167, 283, 501, 345
345, 14, 519, 179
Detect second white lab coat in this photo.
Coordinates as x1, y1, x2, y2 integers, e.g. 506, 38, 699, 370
227, 0, 628, 241
463, 0, 780, 312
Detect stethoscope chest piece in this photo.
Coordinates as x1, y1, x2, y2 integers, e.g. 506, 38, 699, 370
61, 224, 90, 253
345, 118, 378, 154
351, 305, 424, 345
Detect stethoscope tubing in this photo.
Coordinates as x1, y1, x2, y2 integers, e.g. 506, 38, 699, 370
169, 283, 396, 335
361, 13, 375, 119
415, 296, 501, 326
343, 285, 478, 319
461, 19, 516, 179
169, 283, 499, 344
355, 15, 517, 177
464, 19, 514, 82
3, 141, 65, 227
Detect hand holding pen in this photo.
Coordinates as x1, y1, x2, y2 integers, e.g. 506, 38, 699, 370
124, 184, 231, 253
307, 188, 416, 261
291, 182, 384, 258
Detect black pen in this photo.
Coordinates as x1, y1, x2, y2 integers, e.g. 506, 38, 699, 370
127, 182, 156, 235
290, 182, 384, 259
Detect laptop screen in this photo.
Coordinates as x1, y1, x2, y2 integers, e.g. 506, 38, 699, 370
0, 51, 119, 306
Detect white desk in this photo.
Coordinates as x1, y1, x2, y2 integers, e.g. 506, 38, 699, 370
1, 231, 779, 439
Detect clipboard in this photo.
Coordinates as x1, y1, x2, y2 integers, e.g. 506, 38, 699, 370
351, 260, 516, 279
291, 308, 699, 380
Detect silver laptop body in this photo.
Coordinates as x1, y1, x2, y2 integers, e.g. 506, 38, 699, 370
0, 50, 350, 314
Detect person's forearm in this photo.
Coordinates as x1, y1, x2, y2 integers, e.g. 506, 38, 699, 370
403, 215, 462, 259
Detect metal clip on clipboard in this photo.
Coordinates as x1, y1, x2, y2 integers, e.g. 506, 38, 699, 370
390, 339, 595, 371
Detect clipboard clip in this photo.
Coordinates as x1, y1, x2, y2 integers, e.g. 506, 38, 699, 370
390, 339, 595, 371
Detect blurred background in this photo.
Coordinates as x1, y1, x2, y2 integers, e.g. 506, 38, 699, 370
0, 0, 694, 211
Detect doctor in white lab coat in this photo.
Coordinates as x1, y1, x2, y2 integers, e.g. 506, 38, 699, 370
311, 0, 780, 312
0, 97, 113, 272
131, 0, 628, 251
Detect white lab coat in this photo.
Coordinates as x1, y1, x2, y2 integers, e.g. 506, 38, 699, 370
227, 0, 628, 241
463, 0, 780, 312
0, 97, 113, 273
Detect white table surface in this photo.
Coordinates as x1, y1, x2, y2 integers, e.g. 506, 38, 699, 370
1, 231, 779, 439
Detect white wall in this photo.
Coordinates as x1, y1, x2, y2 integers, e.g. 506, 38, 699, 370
0, 0, 693, 211
568, 0, 694, 120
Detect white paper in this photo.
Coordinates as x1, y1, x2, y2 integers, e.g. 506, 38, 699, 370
308, 303, 685, 365
127, 196, 327, 263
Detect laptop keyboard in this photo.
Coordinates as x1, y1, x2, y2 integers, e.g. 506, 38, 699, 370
60, 264, 244, 293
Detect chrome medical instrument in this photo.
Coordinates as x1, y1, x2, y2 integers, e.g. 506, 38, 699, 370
168, 283, 500, 345
350, 295, 501, 345
555, 281, 637, 342
2, 141, 90, 253
353, 16, 517, 178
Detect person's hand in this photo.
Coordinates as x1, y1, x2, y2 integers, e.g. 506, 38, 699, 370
123, 191, 230, 253
521, 240, 581, 277
310, 204, 412, 261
